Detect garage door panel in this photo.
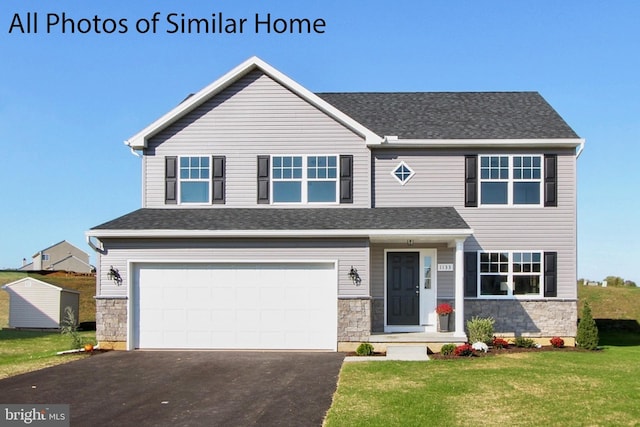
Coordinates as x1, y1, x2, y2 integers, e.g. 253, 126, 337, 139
135, 263, 337, 350
187, 310, 211, 327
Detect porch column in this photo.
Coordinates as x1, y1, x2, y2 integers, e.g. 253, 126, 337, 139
454, 239, 466, 338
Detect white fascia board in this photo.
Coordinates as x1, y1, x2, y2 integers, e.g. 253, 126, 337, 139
2, 277, 65, 292
86, 228, 473, 239
371, 138, 586, 149
125, 56, 382, 149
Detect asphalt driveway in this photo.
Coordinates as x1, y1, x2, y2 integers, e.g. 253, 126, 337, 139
0, 351, 345, 426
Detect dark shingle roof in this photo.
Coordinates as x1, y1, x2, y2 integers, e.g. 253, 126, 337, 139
92, 207, 469, 232
317, 92, 579, 140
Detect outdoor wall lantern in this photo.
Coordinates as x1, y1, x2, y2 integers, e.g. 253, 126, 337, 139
108, 266, 123, 286
348, 266, 362, 286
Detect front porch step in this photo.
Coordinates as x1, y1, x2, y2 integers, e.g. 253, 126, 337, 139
386, 345, 429, 361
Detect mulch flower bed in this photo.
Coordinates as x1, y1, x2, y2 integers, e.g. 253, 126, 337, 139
430, 345, 590, 360
345, 351, 387, 357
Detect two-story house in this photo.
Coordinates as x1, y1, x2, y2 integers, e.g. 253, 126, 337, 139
20, 240, 93, 274
87, 57, 583, 351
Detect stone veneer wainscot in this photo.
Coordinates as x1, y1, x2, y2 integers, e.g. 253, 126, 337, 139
96, 297, 127, 349
338, 298, 371, 342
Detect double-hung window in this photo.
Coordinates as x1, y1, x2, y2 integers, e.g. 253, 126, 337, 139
179, 156, 210, 203
479, 251, 543, 297
480, 155, 542, 206
272, 155, 338, 203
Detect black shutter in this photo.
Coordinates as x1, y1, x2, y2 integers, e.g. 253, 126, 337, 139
165, 156, 177, 204
339, 155, 353, 204
464, 251, 478, 297
212, 156, 225, 204
465, 155, 478, 207
544, 154, 557, 207
544, 252, 557, 297
257, 155, 270, 204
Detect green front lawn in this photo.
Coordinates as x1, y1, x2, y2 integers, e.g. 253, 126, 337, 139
325, 333, 640, 426
0, 329, 95, 379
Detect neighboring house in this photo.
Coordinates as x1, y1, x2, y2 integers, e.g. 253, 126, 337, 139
2, 277, 80, 329
87, 57, 584, 351
20, 240, 93, 274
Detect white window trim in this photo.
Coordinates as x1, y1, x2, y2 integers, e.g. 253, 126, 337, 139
477, 250, 544, 299
390, 161, 415, 186
478, 154, 544, 208
270, 154, 339, 205
178, 155, 211, 205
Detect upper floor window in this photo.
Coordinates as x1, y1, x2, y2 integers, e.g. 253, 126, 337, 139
479, 251, 542, 297
479, 155, 542, 206
179, 156, 210, 203
42, 254, 50, 261
272, 155, 338, 203
391, 161, 415, 185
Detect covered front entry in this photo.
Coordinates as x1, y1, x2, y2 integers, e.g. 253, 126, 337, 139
132, 262, 337, 350
385, 250, 437, 332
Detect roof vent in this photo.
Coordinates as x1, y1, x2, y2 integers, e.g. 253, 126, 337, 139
383, 136, 399, 143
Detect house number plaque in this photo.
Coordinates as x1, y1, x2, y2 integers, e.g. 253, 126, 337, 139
437, 263, 454, 272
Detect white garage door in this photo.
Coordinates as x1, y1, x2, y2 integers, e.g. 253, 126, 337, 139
133, 263, 337, 350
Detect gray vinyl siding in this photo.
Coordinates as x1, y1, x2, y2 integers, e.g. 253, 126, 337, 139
97, 238, 369, 298
369, 243, 454, 299
373, 148, 577, 299
143, 71, 370, 208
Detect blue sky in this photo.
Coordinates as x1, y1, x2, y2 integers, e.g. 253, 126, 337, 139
0, 1, 638, 283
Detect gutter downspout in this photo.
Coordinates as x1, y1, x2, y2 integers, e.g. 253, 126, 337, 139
126, 142, 142, 158
576, 139, 586, 158
86, 235, 106, 255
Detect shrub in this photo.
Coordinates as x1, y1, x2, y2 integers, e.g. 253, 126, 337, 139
454, 343, 476, 357
492, 337, 510, 349
576, 302, 599, 350
355, 342, 374, 356
550, 336, 565, 348
60, 306, 83, 349
513, 337, 536, 348
440, 343, 456, 356
466, 316, 495, 344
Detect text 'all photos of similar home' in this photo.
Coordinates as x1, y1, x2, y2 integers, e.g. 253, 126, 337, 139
7, 11, 327, 35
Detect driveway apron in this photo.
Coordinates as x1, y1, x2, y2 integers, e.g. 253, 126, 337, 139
0, 351, 345, 426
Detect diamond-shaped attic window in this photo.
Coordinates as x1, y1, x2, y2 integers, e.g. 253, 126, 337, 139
391, 161, 415, 185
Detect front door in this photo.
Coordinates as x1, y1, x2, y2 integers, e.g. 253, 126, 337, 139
386, 252, 420, 325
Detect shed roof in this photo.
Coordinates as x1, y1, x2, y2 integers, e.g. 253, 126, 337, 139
2, 277, 80, 294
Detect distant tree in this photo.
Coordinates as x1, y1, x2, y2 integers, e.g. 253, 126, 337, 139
577, 278, 585, 287
604, 276, 625, 287
624, 280, 637, 287
576, 302, 599, 350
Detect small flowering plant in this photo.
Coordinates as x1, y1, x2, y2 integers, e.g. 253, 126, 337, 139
454, 343, 476, 357
550, 336, 565, 348
435, 303, 454, 315
492, 337, 510, 349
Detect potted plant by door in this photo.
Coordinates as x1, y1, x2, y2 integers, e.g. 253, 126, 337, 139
436, 303, 454, 332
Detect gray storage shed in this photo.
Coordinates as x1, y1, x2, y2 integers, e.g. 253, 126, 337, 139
2, 277, 80, 328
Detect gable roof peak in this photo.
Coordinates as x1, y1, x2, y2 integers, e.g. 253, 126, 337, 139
124, 56, 381, 149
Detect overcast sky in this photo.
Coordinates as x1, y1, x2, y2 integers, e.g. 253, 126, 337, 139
0, 1, 638, 283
